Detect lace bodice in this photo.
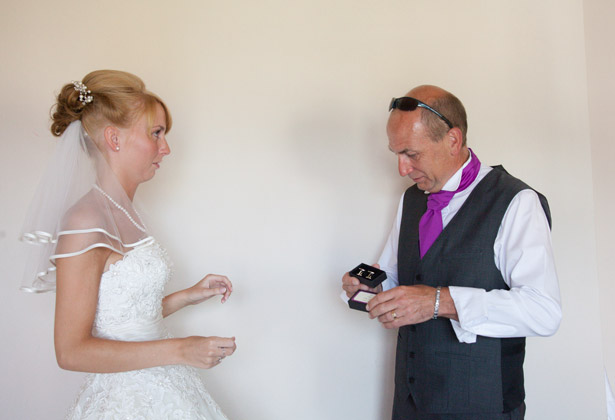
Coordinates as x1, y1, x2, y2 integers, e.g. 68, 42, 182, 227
93, 237, 171, 341
66, 238, 229, 420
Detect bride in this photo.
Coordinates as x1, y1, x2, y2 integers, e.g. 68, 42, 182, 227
20, 70, 236, 419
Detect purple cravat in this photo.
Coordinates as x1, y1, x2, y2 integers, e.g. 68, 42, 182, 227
418, 149, 481, 258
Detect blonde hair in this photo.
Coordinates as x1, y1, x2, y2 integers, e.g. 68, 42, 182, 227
51, 70, 172, 138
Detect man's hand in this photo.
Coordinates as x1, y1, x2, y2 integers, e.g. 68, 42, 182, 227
366, 285, 457, 328
342, 263, 383, 298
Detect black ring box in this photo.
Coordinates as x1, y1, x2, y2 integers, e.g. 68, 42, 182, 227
349, 263, 387, 288
348, 290, 378, 312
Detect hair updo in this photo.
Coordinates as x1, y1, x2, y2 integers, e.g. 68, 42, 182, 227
50, 70, 172, 138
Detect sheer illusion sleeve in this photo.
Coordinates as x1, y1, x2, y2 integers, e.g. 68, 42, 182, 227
20, 121, 150, 292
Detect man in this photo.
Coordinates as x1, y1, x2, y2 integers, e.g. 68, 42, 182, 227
342, 85, 561, 419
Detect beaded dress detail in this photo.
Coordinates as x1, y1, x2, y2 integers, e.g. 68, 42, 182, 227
66, 238, 229, 420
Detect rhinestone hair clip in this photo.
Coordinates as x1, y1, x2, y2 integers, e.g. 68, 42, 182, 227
72, 80, 93, 106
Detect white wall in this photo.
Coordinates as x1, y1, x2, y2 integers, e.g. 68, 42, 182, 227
584, 0, 615, 403
0, 0, 607, 418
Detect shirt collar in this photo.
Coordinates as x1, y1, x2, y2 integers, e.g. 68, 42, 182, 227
431, 151, 473, 194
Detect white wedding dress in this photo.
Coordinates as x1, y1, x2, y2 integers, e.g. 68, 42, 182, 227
66, 238, 229, 420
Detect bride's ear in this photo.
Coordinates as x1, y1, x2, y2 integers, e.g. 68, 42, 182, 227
103, 126, 121, 152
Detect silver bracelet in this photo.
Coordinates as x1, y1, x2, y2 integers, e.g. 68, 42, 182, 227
432, 286, 442, 319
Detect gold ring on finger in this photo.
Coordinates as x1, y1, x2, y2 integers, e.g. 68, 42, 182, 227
392, 311, 398, 319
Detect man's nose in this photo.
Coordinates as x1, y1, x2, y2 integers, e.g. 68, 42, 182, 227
398, 155, 413, 177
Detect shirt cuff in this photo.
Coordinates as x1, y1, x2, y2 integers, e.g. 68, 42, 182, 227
448, 286, 488, 343
450, 320, 477, 343
381, 276, 397, 292
340, 290, 349, 303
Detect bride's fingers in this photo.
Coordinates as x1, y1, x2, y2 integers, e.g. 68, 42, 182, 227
219, 344, 235, 357
220, 285, 232, 303
208, 278, 233, 302
215, 337, 236, 355
208, 342, 235, 366
211, 277, 232, 292
218, 276, 233, 292
204, 287, 227, 301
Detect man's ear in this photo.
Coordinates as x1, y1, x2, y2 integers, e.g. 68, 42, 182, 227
103, 126, 120, 152
446, 127, 464, 156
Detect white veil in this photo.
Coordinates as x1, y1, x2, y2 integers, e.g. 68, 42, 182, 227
20, 120, 152, 292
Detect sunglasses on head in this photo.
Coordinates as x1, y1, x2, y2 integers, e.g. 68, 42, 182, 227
389, 97, 453, 129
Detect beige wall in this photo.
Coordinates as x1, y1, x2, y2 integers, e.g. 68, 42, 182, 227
585, 0, 615, 397
0, 0, 608, 418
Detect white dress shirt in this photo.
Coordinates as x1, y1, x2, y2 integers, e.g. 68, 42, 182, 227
378, 154, 562, 343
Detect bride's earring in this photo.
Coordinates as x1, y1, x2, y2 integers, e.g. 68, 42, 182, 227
112, 133, 120, 151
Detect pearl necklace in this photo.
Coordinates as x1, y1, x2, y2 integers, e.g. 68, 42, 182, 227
93, 184, 147, 233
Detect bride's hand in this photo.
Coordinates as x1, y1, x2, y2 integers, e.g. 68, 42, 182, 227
180, 336, 236, 369
185, 274, 233, 305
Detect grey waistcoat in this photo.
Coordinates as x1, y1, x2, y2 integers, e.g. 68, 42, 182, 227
394, 166, 551, 414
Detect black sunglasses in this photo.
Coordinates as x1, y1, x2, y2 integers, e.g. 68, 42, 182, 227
389, 97, 453, 129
